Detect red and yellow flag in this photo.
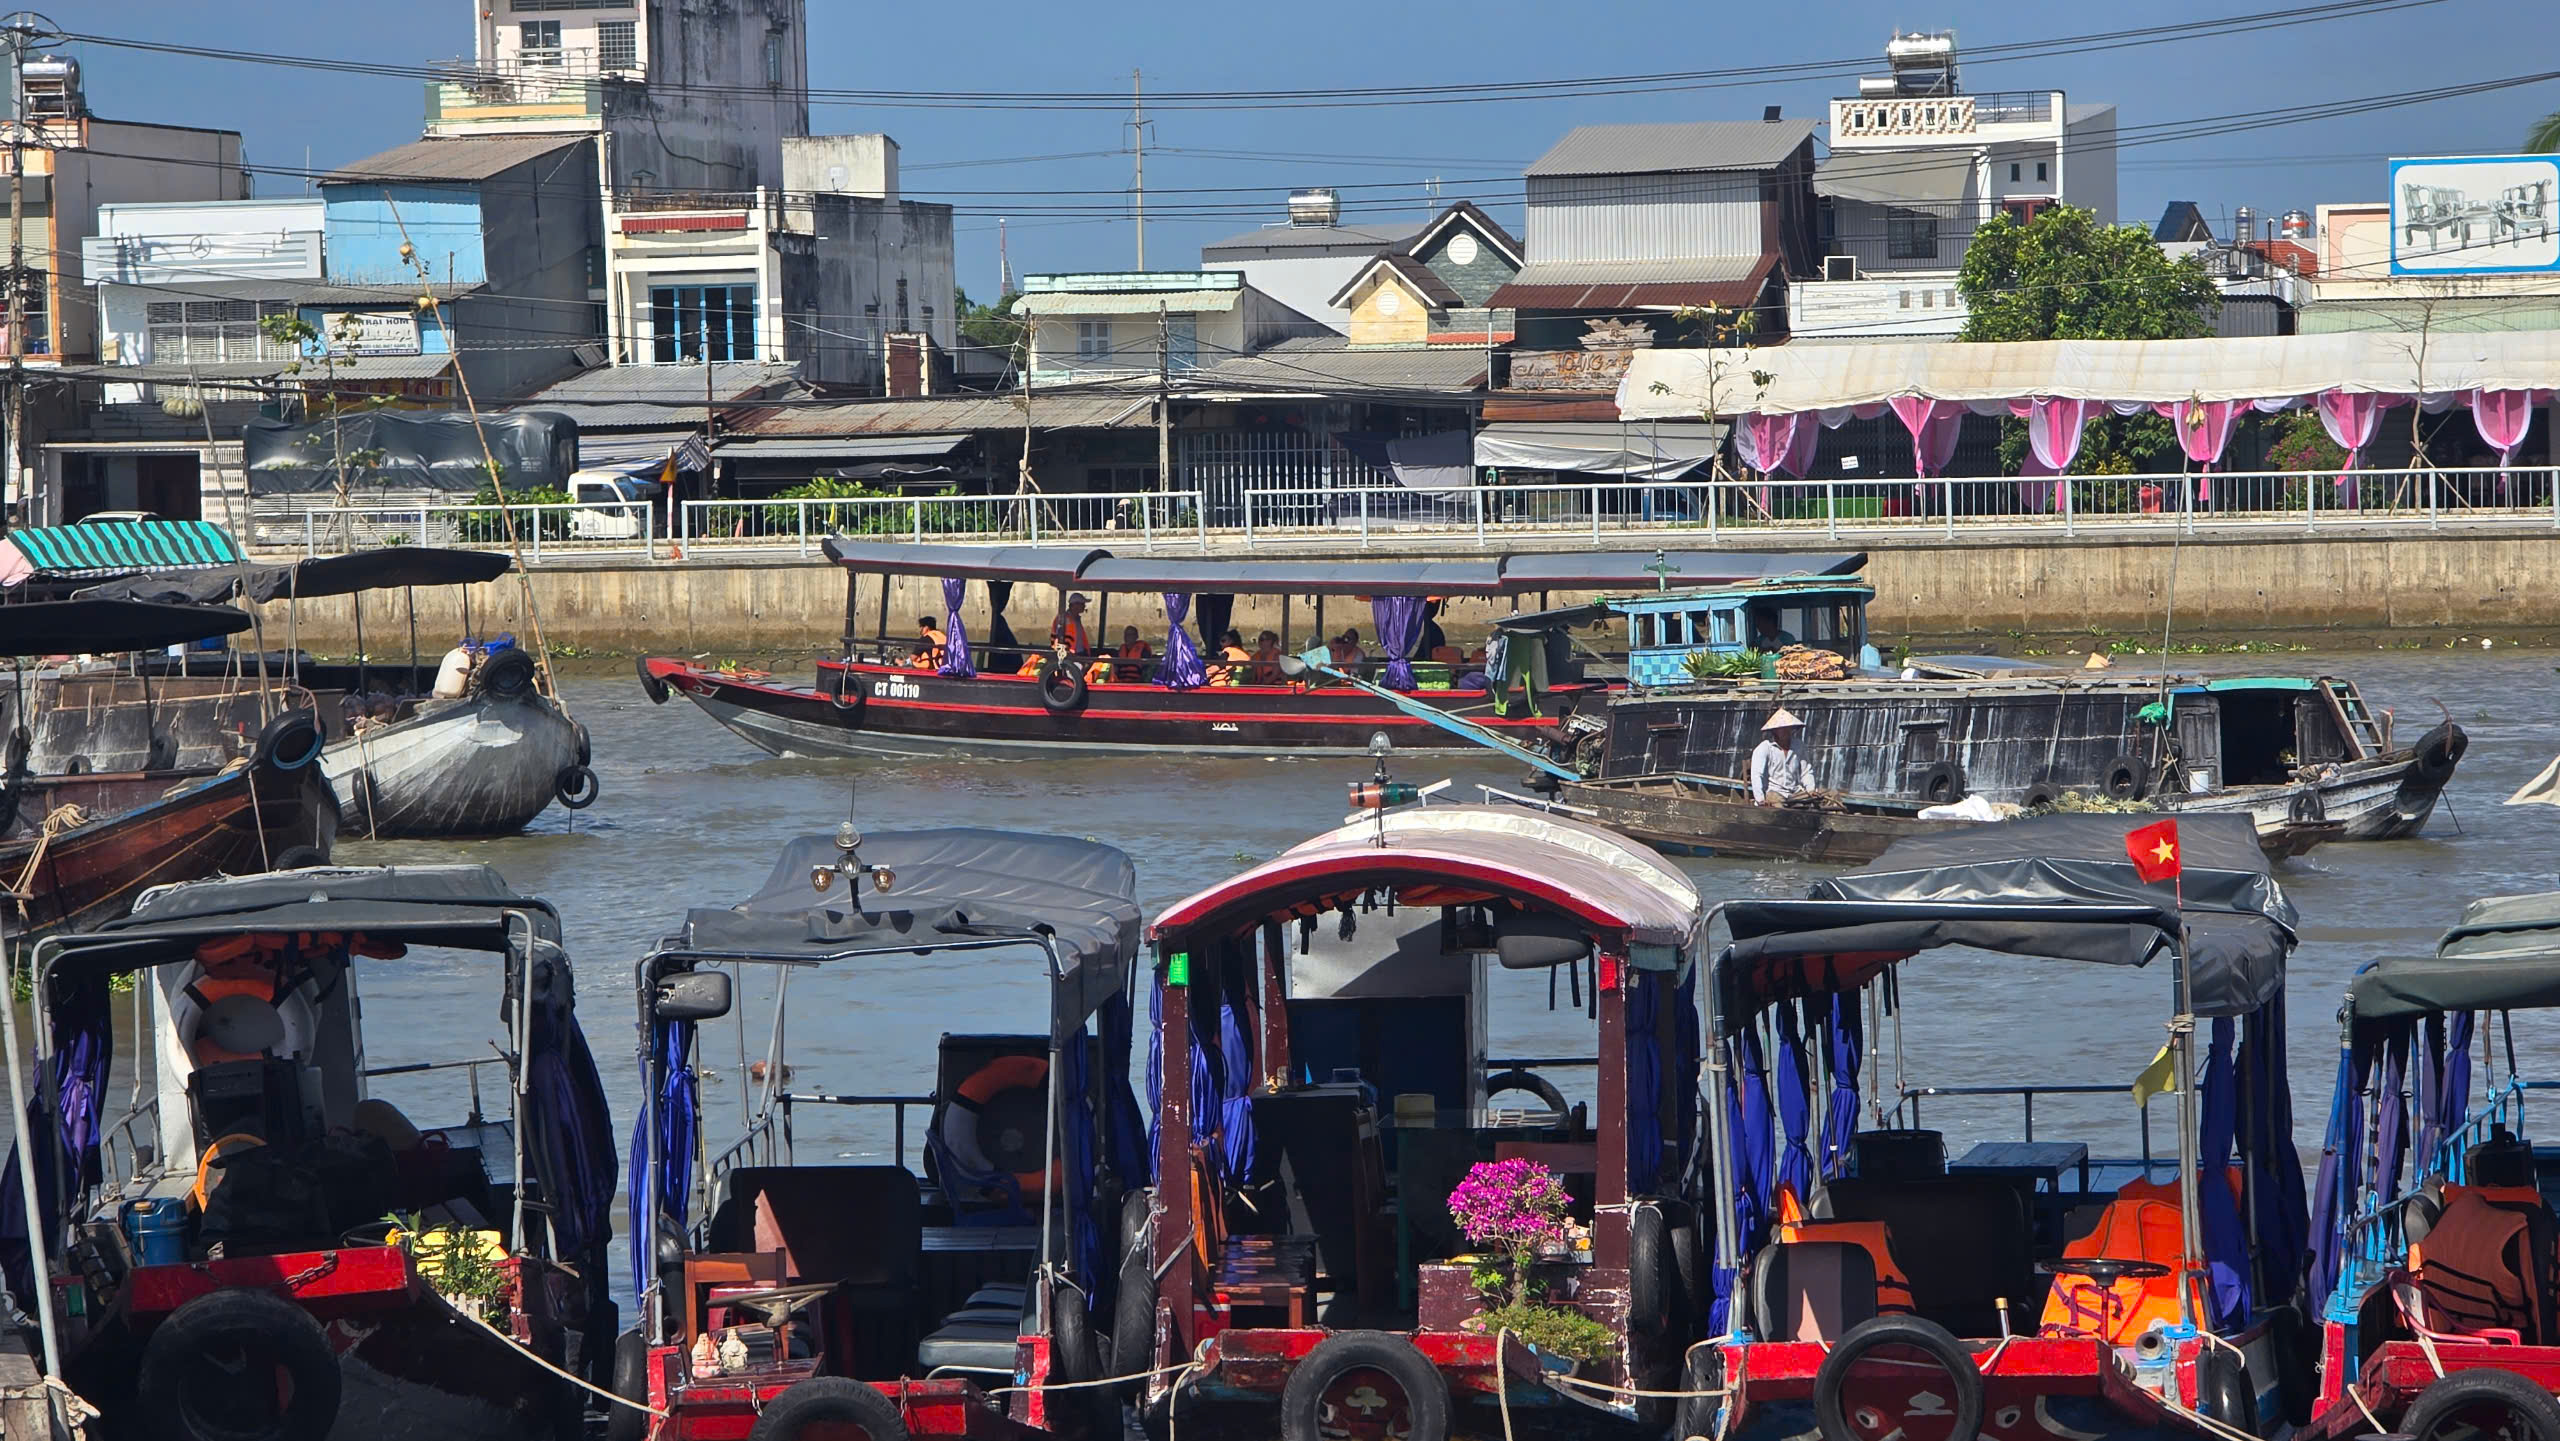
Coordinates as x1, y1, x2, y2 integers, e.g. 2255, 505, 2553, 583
2125, 818, 2182, 884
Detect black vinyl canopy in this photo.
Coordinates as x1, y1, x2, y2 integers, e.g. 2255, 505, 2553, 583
1498, 549, 1867, 590
822, 538, 1107, 586
1716, 813, 2295, 1030
1077, 557, 1505, 597
79, 547, 513, 606
668, 828, 1142, 1041
0, 598, 250, 657
2347, 891, 2560, 1022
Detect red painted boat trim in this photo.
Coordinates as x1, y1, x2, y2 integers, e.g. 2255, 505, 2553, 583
1152, 850, 1622, 942
126, 1244, 415, 1321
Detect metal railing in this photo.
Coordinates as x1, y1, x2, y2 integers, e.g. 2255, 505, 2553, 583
98, 1097, 162, 1201
691, 1091, 937, 1249
675, 489, 1206, 555
253, 501, 658, 561
2333, 1077, 2531, 1318
1897, 1081, 2159, 1174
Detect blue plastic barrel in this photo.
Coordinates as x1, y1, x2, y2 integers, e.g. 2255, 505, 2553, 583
121, 1198, 187, 1267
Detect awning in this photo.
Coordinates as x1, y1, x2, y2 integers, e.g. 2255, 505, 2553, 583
1075, 557, 1505, 597
1500, 549, 1866, 591
575, 430, 691, 472
4, 519, 242, 581
823, 537, 1108, 586
1616, 332, 2560, 417
716, 434, 970, 462
2347, 891, 2560, 1022
1488, 255, 1775, 312
78, 547, 513, 606
1814, 150, 1976, 208
1475, 421, 1728, 479
0, 598, 249, 658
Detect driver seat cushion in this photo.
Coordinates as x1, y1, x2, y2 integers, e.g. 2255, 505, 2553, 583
1750, 1240, 1880, 1342
916, 1284, 1031, 1376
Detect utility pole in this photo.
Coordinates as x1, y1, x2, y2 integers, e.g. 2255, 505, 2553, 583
1156, 301, 1171, 495
1129, 68, 1149, 271
4, 17, 27, 534
998, 216, 1011, 297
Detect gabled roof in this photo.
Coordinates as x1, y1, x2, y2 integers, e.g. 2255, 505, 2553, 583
1403, 200, 1524, 269
1188, 335, 1486, 394
1327, 251, 1463, 310
322, 135, 588, 185
514, 361, 804, 429
1324, 199, 1526, 310
1525, 119, 1817, 179
2155, 200, 2215, 244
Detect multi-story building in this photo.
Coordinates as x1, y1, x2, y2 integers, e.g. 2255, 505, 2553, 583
1788, 31, 2118, 341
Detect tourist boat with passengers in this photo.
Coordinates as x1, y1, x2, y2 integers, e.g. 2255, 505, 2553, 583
620, 824, 1149, 1439
637, 538, 1859, 758
82, 547, 596, 837
2295, 890, 2560, 1441
1120, 792, 1710, 1439
1693, 812, 2315, 1441
3, 861, 620, 1441
0, 599, 336, 939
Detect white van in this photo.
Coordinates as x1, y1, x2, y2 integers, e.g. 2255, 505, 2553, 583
568, 470, 649, 539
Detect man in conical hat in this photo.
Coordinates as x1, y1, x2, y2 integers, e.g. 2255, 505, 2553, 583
1750, 707, 1814, 806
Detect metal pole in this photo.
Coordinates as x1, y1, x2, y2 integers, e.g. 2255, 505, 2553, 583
510, 916, 535, 1273
2063, 476, 2075, 539
2, 942, 58, 1376
2171, 918, 2205, 1328
1157, 300, 1172, 496
4, 24, 24, 533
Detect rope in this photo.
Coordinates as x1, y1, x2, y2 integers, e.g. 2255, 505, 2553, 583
9, 805, 91, 914
984, 1357, 1197, 1396
446, 1298, 666, 1417
2346, 1383, 2387, 1433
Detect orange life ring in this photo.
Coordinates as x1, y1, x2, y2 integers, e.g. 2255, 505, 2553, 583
185, 961, 286, 1067
942, 1055, 1054, 1196
192, 1131, 267, 1211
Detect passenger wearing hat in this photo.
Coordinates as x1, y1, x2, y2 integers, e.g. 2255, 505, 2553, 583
1750, 708, 1815, 806
1050, 593, 1093, 655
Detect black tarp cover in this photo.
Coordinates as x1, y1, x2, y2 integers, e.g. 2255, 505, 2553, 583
1498, 550, 1868, 591
2348, 891, 2560, 1021
79, 547, 514, 606
822, 538, 1108, 585
674, 828, 1142, 1041
1716, 813, 2294, 1029
0, 599, 250, 657
1076, 557, 1505, 597
244, 410, 578, 497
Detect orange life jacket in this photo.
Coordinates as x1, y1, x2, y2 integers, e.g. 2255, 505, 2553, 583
2039, 1177, 2198, 1343
1773, 1186, 1918, 1313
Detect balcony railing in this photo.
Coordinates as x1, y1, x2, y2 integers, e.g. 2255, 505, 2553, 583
1829, 90, 2054, 139
423, 58, 605, 123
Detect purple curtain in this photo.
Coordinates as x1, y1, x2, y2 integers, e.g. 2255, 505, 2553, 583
525, 988, 618, 1265
1712, 1023, 1775, 1332
1821, 995, 1863, 1180
935, 576, 974, 678
0, 978, 109, 1305
1773, 1002, 1814, 1202
1371, 595, 1423, 691
1628, 971, 1664, 1195
2317, 391, 2385, 509
2308, 1037, 2369, 1304
2374, 1026, 2410, 1209
1158, 593, 1205, 689
627, 1019, 698, 1296
2240, 993, 2310, 1311
2414, 1010, 2476, 1174
2197, 1019, 2249, 1323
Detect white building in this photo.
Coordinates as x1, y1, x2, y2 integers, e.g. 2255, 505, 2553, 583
1788, 31, 2118, 341
1199, 190, 1421, 336
1015, 271, 1315, 386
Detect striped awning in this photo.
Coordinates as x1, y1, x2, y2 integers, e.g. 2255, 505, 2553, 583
3, 520, 244, 581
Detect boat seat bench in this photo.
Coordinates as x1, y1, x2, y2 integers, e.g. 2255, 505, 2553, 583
1215, 1234, 1318, 1326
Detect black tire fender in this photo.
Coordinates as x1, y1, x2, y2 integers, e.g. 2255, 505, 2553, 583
2409, 722, 2468, 787
2265, 1303, 2317, 1429
1812, 1315, 1984, 1441
636, 654, 671, 705
1038, 660, 1090, 715
255, 709, 327, 772
1483, 1069, 1570, 1118
831, 670, 868, 713
270, 845, 330, 872
2194, 1342, 2258, 1435
745, 1377, 909, 1441
604, 1327, 650, 1441
2288, 789, 2326, 825
1050, 1279, 1101, 1385
572, 719, 593, 768
1915, 761, 1966, 805
2101, 751, 2149, 801
1277, 1331, 1450, 1441
1110, 1188, 1157, 1391
137, 1286, 344, 1441
1629, 1200, 1678, 1337
2022, 776, 2062, 809
1675, 1344, 1728, 1441
2403, 1367, 2560, 1441
556, 764, 601, 810
478, 648, 539, 701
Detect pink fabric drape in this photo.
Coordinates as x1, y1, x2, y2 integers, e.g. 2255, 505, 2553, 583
2471, 389, 2536, 498
2315, 390, 2383, 509
1738, 412, 1821, 480
1890, 396, 1965, 479
2158, 399, 2242, 507
2020, 398, 2089, 513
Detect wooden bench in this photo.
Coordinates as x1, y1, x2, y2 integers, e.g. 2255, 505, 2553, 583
1213, 1234, 1318, 1327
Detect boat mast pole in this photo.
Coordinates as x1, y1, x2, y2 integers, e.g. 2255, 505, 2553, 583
0, 939, 59, 1379
2172, 914, 2205, 1330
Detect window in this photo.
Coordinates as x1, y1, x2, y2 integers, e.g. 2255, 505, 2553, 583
895, 277, 909, 331
1886, 208, 1939, 260
597, 20, 637, 72
1076, 321, 1111, 361
518, 20, 562, 65
765, 32, 785, 87
144, 298, 293, 365
1709, 610, 1740, 646
13, 278, 48, 356
2009, 162, 2021, 182
513, 0, 631, 9
649, 283, 757, 362
920, 304, 934, 333
2036, 161, 2049, 182
1169, 315, 1197, 370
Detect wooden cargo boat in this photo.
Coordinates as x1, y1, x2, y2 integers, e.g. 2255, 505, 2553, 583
620, 825, 1150, 1439
1693, 813, 2317, 1441
4, 864, 620, 1441
640, 539, 1863, 759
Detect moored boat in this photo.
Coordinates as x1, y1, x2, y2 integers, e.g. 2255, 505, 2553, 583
3, 862, 620, 1441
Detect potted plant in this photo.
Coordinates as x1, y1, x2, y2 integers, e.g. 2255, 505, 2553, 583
1447, 1159, 1613, 1368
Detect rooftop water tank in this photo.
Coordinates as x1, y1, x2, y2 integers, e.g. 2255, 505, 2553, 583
2280, 209, 2312, 238
1287, 188, 1341, 227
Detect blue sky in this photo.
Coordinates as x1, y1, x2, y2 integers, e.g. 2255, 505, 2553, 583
66, 0, 2560, 298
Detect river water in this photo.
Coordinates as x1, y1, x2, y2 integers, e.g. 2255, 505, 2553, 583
149, 648, 2560, 1293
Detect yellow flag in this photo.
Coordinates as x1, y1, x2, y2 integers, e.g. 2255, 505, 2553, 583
2131, 1044, 2177, 1109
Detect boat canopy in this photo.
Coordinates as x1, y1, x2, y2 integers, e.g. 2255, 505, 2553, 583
77, 546, 514, 606
670, 827, 1142, 1039
1152, 805, 1701, 966
823, 536, 1862, 599
2346, 891, 2560, 1022
2, 519, 241, 581
1716, 813, 2294, 1030
0, 598, 249, 658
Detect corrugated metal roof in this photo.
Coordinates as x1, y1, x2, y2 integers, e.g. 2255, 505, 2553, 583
1200, 221, 1421, 256
1524, 119, 1816, 179
322, 135, 588, 184
1013, 290, 1242, 316
734, 392, 1156, 437
314, 355, 456, 381
1488, 255, 1776, 313
513, 362, 805, 429
1188, 337, 1485, 394
717, 434, 969, 460
7, 519, 242, 577
96, 277, 479, 305
1814, 150, 1976, 208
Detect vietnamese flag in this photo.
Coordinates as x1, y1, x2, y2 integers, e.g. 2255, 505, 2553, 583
2125, 818, 2182, 884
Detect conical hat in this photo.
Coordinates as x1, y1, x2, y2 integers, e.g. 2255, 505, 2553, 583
1762, 708, 1805, 731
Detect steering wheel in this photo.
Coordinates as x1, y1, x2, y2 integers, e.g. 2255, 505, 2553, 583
2038, 1257, 2172, 1286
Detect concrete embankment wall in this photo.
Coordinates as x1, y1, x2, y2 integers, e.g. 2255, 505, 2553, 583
256, 529, 2560, 654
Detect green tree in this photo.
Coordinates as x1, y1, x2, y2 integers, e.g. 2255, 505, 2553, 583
2530, 112, 2560, 154
955, 287, 1026, 367
1959, 206, 2220, 482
